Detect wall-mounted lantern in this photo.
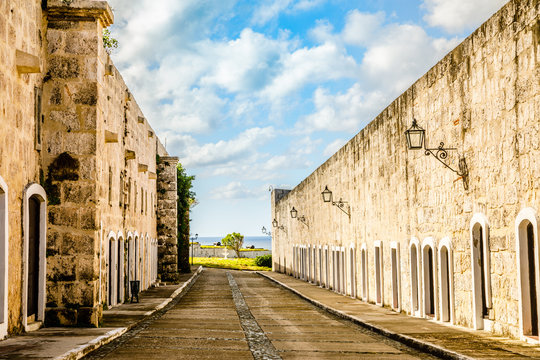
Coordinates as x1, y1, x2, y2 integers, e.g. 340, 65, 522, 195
321, 186, 350, 218
405, 119, 469, 190
272, 218, 286, 232
290, 207, 308, 227
261, 226, 271, 236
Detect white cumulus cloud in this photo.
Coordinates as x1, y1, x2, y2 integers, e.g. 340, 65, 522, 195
178, 127, 276, 168
298, 10, 460, 134
422, 0, 508, 34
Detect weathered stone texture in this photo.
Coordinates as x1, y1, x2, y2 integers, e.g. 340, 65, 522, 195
0, 0, 47, 335
39, 0, 167, 327
273, 0, 539, 341
157, 157, 179, 280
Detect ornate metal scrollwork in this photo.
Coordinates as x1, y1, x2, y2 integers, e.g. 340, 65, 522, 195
424, 142, 468, 190
332, 198, 351, 218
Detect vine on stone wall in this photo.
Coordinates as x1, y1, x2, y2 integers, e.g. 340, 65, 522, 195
176, 163, 195, 273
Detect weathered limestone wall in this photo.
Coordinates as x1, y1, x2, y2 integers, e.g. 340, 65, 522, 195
157, 156, 179, 281
42, 0, 168, 326
272, 0, 539, 340
96, 30, 160, 309
42, 0, 112, 327
0, 0, 47, 335
0, 0, 177, 333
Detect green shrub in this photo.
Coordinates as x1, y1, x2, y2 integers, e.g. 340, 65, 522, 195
255, 254, 272, 268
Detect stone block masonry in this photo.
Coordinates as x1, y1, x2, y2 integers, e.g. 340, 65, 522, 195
0, 0, 180, 332
42, 0, 114, 328
157, 157, 179, 281
272, 0, 540, 342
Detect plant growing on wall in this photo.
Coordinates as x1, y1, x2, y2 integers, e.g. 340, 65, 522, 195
222, 233, 245, 258
176, 163, 196, 273
103, 28, 118, 54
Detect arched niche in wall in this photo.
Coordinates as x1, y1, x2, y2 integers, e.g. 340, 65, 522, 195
127, 232, 134, 298
515, 208, 540, 341
340, 246, 346, 295
312, 245, 317, 285
361, 243, 368, 302
307, 244, 312, 283
438, 237, 454, 324
470, 213, 492, 330
409, 237, 422, 317
133, 231, 139, 281
22, 183, 47, 331
107, 230, 117, 307
422, 237, 437, 319
145, 234, 150, 290
318, 245, 323, 287
374, 241, 384, 306
390, 241, 401, 312
349, 243, 356, 299
117, 231, 125, 304
323, 245, 330, 289
0, 176, 8, 339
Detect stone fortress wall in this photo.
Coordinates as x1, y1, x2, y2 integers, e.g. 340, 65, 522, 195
272, 0, 539, 341
0, 0, 48, 336
0, 0, 180, 335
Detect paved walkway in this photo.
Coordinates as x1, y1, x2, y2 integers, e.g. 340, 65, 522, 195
0, 267, 201, 360
259, 271, 540, 359
82, 268, 439, 359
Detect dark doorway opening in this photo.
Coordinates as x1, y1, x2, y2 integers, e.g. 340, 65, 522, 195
27, 196, 40, 319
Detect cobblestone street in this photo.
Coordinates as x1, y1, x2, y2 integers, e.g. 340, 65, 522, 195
83, 268, 437, 359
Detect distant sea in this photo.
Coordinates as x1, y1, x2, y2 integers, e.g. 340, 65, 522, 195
198, 236, 271, 250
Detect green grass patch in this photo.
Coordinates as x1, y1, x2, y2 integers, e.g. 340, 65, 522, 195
191, 257, 271, 271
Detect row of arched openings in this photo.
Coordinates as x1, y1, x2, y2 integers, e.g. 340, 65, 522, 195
106, 231, 158, 307
291, 244, 357, 298
280, 207, 540, 339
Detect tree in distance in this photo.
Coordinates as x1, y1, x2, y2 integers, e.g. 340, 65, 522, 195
222, 232, 244, 258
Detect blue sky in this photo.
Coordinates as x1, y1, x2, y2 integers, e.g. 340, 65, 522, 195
107, 0, 508, 237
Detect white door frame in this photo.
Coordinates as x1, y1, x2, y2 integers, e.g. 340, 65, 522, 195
0, 176, 8, 338
22, 183, 47, 331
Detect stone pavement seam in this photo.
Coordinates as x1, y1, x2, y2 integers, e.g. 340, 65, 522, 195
55, 266, 203, 360
227, 271, 282, 360
257, 271, 473, 360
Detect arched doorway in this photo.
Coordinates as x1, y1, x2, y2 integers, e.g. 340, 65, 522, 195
422, 238, 437, 318
134, 234, 139, 281
361, 245, 368, 301
470, 214, 491, 329
117, 234, 124, 304
390, 242, 400, 311
318, 246, 323, 287
350, 246, 356, 298
516, 208, 540, 339
324, 246, 329, 289
23, 184, 47, 331
439, 246, 452, 322
127, 234, 134, 298
341, 248, 346, 295
108, 232, 117, 306
409, 238, 421, 317
374, 241, 383, 306
27, 196, 40, 321
0, 177, 8, 338
438, 239, 453, 323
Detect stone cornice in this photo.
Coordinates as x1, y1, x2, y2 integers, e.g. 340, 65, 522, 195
47, 0, 114, 27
